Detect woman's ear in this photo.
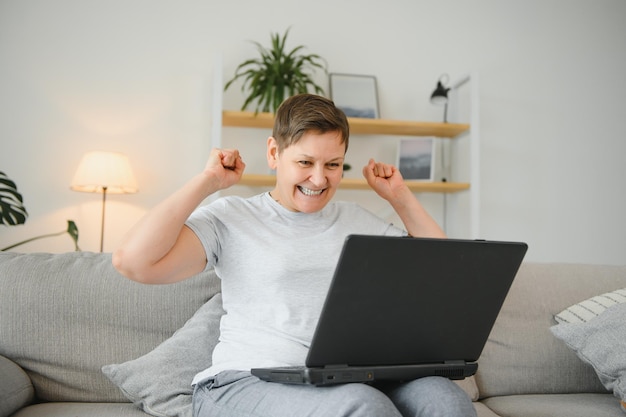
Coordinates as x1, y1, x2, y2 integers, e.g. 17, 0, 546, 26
267, 137, 279, 169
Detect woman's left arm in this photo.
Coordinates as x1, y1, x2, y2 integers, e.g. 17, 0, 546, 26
362, 158, 446, 238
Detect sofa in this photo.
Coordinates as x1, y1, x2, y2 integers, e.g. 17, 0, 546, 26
0, 250, 624, 417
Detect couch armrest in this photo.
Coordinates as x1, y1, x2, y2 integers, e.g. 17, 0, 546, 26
0, 355, 35, 417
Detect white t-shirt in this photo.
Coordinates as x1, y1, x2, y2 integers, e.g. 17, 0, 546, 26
186, 193, 405, 385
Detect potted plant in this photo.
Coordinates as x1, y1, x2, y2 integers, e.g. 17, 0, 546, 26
224, 27, 327, 114
1, 171, 80, 251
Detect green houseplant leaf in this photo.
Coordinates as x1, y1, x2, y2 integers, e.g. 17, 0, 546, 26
0, 171, 28, 226
1, 172, 80, 251
224, 28, 327, 114
1, 220, 81, 252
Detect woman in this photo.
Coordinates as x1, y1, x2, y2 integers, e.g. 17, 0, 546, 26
113, 94, 476, 417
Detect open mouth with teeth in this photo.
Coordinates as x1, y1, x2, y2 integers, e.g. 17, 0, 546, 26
298, 185, 325, 196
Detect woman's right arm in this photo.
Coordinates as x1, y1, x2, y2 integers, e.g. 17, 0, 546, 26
112, 148, 245, 284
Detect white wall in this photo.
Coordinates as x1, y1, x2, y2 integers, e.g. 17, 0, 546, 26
1, 0, 624, 264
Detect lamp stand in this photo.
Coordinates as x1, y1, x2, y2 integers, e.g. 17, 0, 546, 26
100, 186, 108, 252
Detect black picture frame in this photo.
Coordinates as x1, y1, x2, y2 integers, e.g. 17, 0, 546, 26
329, 73, 380, 119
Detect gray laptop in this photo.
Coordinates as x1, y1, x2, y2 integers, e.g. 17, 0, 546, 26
251, 234, 527, 386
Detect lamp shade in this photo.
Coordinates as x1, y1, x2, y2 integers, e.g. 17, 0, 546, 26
71, 151, 138, 194
430, 81, 450, 105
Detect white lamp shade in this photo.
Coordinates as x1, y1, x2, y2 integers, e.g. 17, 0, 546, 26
71, 151, 138, 194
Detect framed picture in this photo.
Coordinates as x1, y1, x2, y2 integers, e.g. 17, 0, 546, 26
397, 138, 435, 181
329, 73, 380, 118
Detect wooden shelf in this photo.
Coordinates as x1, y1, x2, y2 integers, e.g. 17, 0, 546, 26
222, 111, 470, 138
236, 174, 469, 193
223, 110, 471, 194
223, 111, 275, 129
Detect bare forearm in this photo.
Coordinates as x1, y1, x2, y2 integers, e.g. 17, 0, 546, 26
390, 188, 446, 238
363, 159, 445, 239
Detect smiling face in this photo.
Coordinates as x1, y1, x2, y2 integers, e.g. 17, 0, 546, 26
267, 130, 346, 213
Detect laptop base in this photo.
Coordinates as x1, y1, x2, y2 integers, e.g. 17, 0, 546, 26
252, 362, 478, 386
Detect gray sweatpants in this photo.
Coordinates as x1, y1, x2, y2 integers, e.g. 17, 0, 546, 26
193, 371, 477, 417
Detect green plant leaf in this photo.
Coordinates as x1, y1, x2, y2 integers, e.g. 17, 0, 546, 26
1, 219, 81, 252
0, 173, 81, 252
0, 171, 28, 226
67, 220, 81, 251
224, 27, 327, 114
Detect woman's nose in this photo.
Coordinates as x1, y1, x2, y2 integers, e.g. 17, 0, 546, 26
309, 165, 326, 187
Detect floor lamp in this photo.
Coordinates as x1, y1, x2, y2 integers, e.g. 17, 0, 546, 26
70, 151, 138, 252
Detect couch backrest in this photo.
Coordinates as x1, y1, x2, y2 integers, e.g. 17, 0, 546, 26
0, 251, 220, 403
476, 262, 626, 398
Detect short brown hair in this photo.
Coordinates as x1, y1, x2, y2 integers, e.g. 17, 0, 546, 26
272, 94, 349, 153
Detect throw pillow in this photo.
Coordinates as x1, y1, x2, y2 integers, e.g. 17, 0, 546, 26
554, 287, 626, 324
551, 302, 626, 410
102, 293, 223, 417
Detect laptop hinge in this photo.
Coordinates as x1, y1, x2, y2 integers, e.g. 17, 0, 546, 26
323, 364, 349, 369
444, 360, 466, 366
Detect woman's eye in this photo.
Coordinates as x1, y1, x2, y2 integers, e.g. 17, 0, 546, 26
298, 161, 312, 166
327, 162, 341, 169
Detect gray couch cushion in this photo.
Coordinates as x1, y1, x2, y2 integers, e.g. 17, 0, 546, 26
12, 402, 150, 417
0, 252, 220, 403
102, 293, 223, 417
473, 402, 501, 417
476, 262, 626, 398
0, 354, 34, 417
481, 393, 623, 417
